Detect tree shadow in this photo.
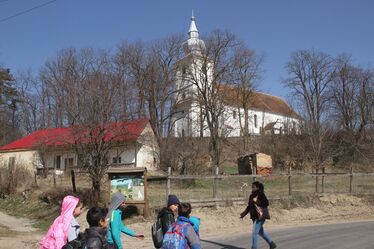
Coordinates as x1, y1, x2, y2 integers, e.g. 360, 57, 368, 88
201, 239, 247, 249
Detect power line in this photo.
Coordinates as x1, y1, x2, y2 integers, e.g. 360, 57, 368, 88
0, 0, 57, 23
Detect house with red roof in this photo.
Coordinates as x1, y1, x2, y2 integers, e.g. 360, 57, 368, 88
0, 118, 159, 174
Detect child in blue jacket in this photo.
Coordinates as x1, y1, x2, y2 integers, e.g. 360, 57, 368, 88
106, 192, 144, 249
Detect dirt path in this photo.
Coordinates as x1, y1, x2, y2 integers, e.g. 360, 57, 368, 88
0, 211, 42, 249
0, 194, 373, 249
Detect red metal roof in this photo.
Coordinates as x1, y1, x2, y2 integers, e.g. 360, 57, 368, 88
0, 118, 149, 151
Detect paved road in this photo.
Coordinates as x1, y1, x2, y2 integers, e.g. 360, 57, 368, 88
201, 221, 374, 249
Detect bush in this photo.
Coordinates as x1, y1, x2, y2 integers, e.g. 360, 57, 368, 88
0, 164, 34, 195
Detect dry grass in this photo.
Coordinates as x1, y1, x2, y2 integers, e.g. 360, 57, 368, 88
28, 171, 374, 209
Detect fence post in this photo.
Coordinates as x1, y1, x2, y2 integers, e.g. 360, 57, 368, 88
288, 166, 292, 195
253, 166, 257, 183
71, 169, 77, 193
349, 167, 353, 193
321, 167, 325, 194
213, 166, 219, 199
315, 168, 319, 193
166, 167, 171, 201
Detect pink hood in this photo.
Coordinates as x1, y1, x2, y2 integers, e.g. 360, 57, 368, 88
40, 195, 79, 249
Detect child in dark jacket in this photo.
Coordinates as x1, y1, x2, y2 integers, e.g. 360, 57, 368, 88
85, 207, 111, 249
158, 194, 180, 235
162, 203, 201, 249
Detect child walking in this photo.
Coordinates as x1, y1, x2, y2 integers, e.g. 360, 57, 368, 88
85, 207, 111, 249
162, 203, 201, 249
107, 192, 144, 249
40, 195, 82, 249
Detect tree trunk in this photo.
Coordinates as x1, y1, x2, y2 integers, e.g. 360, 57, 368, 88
91, 179, 101, 205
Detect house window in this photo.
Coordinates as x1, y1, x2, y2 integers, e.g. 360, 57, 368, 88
279, 127, 283, 135
113, 157, 122, 164
65, 158, 74, 169
8, 157, 15, 171
254, 114, 258, 128
55, 155, 61, 169
233, 110, 237, 119
182, 92, 186, 99
182, 129, 185, 137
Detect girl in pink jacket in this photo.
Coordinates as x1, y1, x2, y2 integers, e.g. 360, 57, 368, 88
40, 195, 81, 249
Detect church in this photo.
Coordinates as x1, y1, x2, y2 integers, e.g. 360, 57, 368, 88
173, 14, 300, 138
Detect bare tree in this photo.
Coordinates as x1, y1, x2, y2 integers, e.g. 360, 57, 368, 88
329, 55, 374, 165
283, 50, 335, 181
181, 30, 240, 175
230, 44, 263, 150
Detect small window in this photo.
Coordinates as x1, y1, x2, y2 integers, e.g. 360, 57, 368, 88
56, 155, 61, 169
279, 127, 283, 135
182, 129, 185, 137
182, 92, 186, 99
254, 114, 258, 128
182, 67, 187, 75
233, 110, 237, 119
113, 157, 122, 164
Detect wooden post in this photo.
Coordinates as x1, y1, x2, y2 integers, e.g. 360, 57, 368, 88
143, 170, 150, 218
213, 166, 219, 199
321, 167, 325, 194
166, 167, 171, 201
288, 166, 292, 195
315, 168, 319, 193
253, 165, 257, 183
349, 167, 353, 193
71, 169, 77, 193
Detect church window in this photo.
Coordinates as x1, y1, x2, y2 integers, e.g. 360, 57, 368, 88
254, 114, 258, 128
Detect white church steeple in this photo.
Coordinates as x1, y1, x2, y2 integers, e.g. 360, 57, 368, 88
188, 10, 199, 39
184, 11, 205, 54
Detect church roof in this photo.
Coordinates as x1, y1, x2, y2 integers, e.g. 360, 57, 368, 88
218, 84, 300, 119
0, 118, 150, 152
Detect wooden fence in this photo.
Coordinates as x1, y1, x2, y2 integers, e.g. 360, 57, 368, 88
163, 166, 374, 207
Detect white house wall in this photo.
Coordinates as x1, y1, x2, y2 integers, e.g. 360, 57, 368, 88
0, 150, 38, 172
136, 123, 159, 170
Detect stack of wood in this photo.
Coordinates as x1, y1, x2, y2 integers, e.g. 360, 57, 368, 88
255, 153, 272, 175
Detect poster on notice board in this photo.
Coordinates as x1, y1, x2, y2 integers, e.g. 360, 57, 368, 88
110, 175, 145, 201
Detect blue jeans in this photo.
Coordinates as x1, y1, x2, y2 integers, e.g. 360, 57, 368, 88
252, 219, 273, 249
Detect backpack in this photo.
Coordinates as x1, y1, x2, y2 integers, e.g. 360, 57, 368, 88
152, 217, 164, 248
162, 222, 191, 249
62, 233, 88, 249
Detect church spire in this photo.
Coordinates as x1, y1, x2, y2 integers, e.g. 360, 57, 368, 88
184, 10, 205, 54
188, 10, 199, 39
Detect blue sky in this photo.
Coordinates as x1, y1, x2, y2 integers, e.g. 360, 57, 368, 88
0, 0, 373, 100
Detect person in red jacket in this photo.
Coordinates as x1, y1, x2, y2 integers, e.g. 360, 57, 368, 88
240, 181, 277, 249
